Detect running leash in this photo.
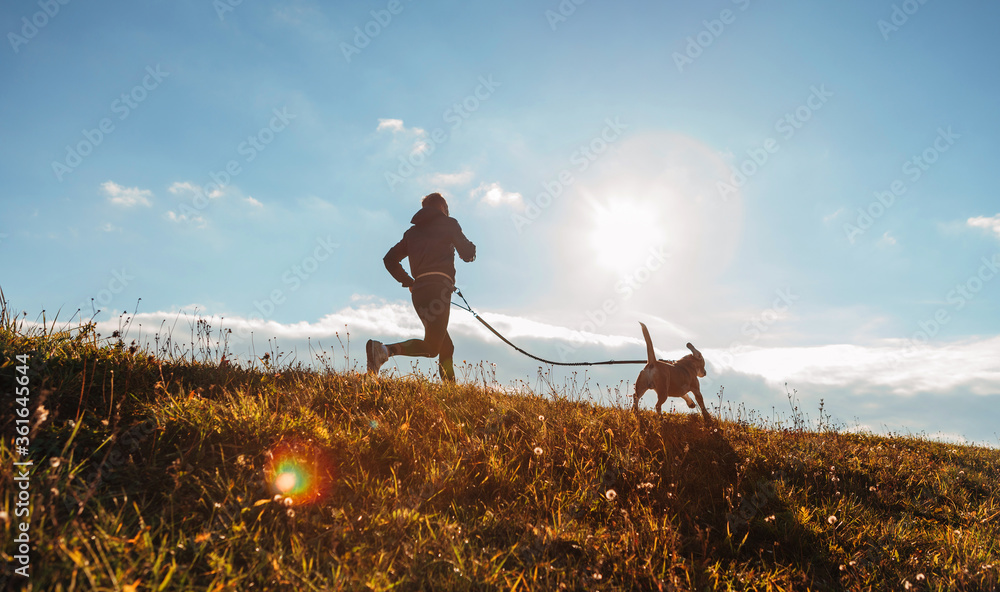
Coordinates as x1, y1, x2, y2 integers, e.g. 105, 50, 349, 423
451, 287, 648, 367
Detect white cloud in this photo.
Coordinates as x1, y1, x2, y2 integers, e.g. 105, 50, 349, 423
101, 181, 152, 207
968, 214, 1000, 239
168, 181, 226, 200
78, 302, 1000, 403
165, 182, 260, 225
713, 337, 1000, 397
823, 208, 844, 223
472, 182, 524, 210
168, 181, 201, 196
166, 210, 206, 227
100, 222, 120, 233
376, 118, 405, 133
376, 118, 428, 156
878, 231, 897, 246
429, 171, 475, 187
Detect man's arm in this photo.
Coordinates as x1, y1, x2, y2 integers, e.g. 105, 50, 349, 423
451, 219, 476, 263
383, 239, 415, 287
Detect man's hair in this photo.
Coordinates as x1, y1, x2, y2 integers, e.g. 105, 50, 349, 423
422, 192, 447, 210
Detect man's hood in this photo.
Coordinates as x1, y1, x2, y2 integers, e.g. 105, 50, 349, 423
410, 206, 446, 226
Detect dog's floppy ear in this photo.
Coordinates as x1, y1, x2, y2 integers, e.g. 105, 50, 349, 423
686, 343, 703, 359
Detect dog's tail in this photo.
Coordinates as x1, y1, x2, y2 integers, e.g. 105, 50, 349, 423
639, 322, 656, 365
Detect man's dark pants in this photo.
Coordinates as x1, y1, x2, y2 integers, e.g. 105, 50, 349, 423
389, 277, 455, 381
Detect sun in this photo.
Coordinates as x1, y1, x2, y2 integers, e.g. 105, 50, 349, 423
589, 199, 665, 277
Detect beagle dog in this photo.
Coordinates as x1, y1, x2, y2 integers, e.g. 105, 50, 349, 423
632, 322, 711, 421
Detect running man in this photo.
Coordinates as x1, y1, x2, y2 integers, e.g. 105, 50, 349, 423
366, 192, 476, 381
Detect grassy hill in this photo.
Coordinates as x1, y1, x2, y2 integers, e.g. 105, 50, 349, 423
1, 310, 999, 591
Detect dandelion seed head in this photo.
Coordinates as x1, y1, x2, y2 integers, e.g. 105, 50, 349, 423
605, 489, 617, 501
916, 573, 925, 581
286, 508, 295, 518
534, 447, 543, 456
827, 515, 837, 525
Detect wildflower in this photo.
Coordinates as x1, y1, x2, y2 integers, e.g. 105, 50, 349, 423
904, 580, 912, 590
284, 497, 294, 507
538, 415, 545, 422
286, 508, 295, 518
213, 502, 222, 508
49, 457, 61, 468
916, 574, 925, 581
592, 572, 603, 580
827, 515, 837, 525
605, 489, 617, 501
534, 447, 543, 456
273, 494, 283, 503
639, 482, 654, 490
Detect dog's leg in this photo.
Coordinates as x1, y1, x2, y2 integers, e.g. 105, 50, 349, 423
654, 386, 668, 415
691, 382, 711, 422
681, 393, 696, 409
632, 371, 648, 414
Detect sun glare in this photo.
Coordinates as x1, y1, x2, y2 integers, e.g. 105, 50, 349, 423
589, 199, 665, 276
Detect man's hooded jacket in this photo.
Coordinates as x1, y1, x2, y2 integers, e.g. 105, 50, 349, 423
383, 206, 476, 288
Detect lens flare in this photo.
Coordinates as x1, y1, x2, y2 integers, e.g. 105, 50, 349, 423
264, 440, 335, 505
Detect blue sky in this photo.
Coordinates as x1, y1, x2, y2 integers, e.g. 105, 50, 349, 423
2, 0, 999, 445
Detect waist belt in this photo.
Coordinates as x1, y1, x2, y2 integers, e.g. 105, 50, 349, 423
415, 271, 455, 283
